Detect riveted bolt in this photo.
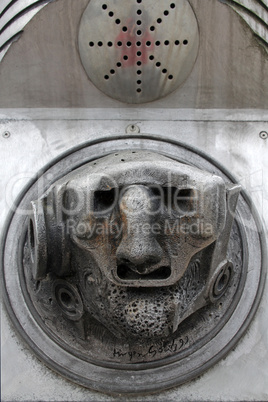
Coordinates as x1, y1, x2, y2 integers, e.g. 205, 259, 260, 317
259, 131, 268, 140
2, 131, 10, 138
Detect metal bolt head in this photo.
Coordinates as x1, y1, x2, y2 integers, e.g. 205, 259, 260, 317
259, 131, 268, 140
2, 131, 10, 138
126, 124, 140, 134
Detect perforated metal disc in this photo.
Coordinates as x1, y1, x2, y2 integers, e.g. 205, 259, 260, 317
78, 0, 199, 104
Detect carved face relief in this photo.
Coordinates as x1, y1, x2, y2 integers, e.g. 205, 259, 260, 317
28, 151, 239, 341
7, 141, 263, 392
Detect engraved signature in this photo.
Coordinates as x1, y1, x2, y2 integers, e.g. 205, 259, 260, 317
113, 337, 189, 361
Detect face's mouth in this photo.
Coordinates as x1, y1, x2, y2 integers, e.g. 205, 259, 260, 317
117, 264, 171, 281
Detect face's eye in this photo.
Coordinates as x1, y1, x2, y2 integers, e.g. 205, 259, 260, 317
93, 188, 116, 213
172, 188, 196, 213
149, 186, 197, 213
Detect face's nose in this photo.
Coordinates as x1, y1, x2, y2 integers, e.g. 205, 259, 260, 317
116, 185, 163, 274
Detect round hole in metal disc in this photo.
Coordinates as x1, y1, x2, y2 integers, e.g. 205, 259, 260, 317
78, 0, 199, 103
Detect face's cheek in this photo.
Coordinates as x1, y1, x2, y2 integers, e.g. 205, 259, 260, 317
163, 211, 216, 268
69, 244, 102, 312
70, 216, 112, 307
73, 214, 115, 258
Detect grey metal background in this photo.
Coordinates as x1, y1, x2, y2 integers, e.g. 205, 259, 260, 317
1, 0, 268, 400
1, 109, 267, 401
0, 0, 268, 109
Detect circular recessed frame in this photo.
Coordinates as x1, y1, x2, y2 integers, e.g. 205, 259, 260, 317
1, 136, 266, 395
78, 0, 199, 103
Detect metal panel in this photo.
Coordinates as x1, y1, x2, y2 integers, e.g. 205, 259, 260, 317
1, 109, 267, 400
0, 0, 268, 108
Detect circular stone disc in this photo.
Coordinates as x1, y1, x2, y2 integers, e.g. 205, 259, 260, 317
78, 0, 199, 103
1, 137, 266, 395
